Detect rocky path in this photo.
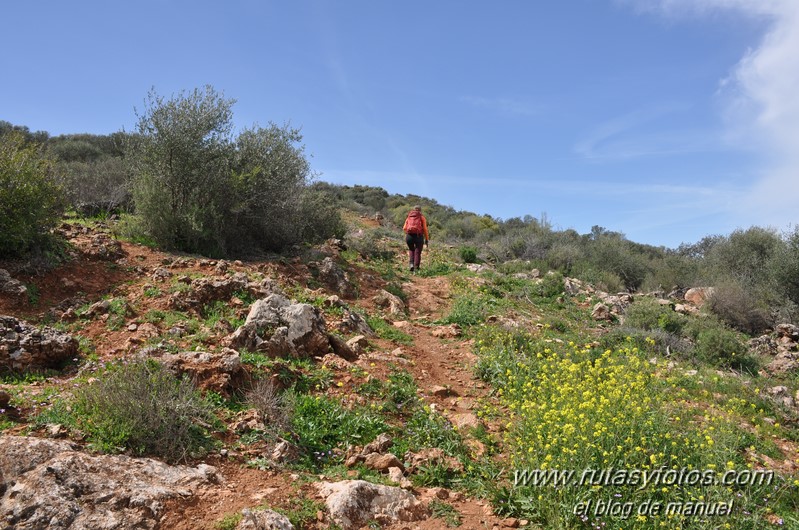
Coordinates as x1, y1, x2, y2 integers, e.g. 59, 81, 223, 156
159, 270, 510, 530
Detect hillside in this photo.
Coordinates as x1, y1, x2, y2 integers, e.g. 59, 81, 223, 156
1, 211, 799, 529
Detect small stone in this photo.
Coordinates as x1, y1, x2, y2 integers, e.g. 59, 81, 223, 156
431, 385, 456, 398
364, 452, 404, 472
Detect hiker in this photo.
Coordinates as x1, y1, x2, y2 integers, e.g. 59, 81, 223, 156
403, 205, 429, 272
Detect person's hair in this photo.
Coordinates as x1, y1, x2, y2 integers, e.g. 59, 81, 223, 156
413, 205, 421, 211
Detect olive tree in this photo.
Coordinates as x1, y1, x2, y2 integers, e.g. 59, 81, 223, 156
127, 86, 235, 256
228, 124, 312, 252
126, 86, 341, 257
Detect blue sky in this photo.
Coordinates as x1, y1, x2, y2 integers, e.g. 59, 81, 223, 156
3, 1, 798, 248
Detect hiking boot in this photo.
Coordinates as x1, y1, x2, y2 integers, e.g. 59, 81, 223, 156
409, 264, 415, 272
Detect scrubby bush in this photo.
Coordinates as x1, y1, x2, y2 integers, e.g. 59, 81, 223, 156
531, 271, 565, 299
706, 282, 772, 335
0, 132, 64, 257
545, 242, 582, 274
126, 86, 342, 257
703, 227, 781, 287
245, 378, 290, 436
683, 318, 756, 373
624, 297, 687, 334
73, 360, 216, 462
693, 327, 756, 373
459, 245, 478, 263
588, 235, 650, 291
57, 157, 130, 215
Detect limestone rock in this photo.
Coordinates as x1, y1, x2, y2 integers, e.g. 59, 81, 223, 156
237, 508, 294, 530
465, 264, 491, 273
764, 386, 796, 409
0, 315, 78, 371
591, 303, 613, 321
0, 269, 27, 301
311, 257, 356, 299
776, 323, 799, 340
321, 353, 355, 371
564, 277, 593, 296
142, 347, 248, 395
373, 290, 406, 316
674, 303, 699, 316
405, 448, 463, 474
345, 335, 369, 356
363, 433, 393, 454
84, 299, 112, 318
82, 233, 125, 261
0, 435, 218, 529
315, 480, 429, 529
151, 267, 173, 282
337, 311, 375, 337
387, 467, 413, 489
227, 294, 330, 359
430, 385, 457, 398
169, 273, 257, 312
684, 287, 714, 307
765, 351, 799, 375
363, 453, 404, 473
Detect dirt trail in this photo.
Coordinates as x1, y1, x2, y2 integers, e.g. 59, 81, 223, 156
400, 275, 487, 416
162, 270, 508, 530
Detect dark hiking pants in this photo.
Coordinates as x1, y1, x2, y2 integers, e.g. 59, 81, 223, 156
406, 233, 424, 269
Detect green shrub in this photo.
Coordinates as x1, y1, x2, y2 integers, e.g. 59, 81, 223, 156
458, 245, 478, 263
589, 237, 650, 291
693, 327, 757, 373
0, 131, 64, 256
73, 359, 216, 462
624, 297, 686, 334
531, 271, 565, 299
57, 156, 129, 215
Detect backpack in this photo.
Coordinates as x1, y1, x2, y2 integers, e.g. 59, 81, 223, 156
405, 210, 423, 235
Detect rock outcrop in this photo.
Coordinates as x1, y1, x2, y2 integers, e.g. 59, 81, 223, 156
0, 269, 27, 302
0, 435, 219, 529
310, 257, 356, 299
1, 315, 78, 371
140, 347, 249, 395
168, 273, 254, 312
315, 480, 428, 529
684, 287, 714, 307
236, 508, 294, 530
373, 289, 406, 316
750, 324, 799, 375
227, 294, 330, 358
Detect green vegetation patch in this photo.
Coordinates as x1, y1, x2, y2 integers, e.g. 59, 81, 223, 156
69, 359, 217, 462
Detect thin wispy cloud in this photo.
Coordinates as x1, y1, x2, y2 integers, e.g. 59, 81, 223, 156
573, 104, 721, 161
460, 95, 541, 117
624, 0, 799, 228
